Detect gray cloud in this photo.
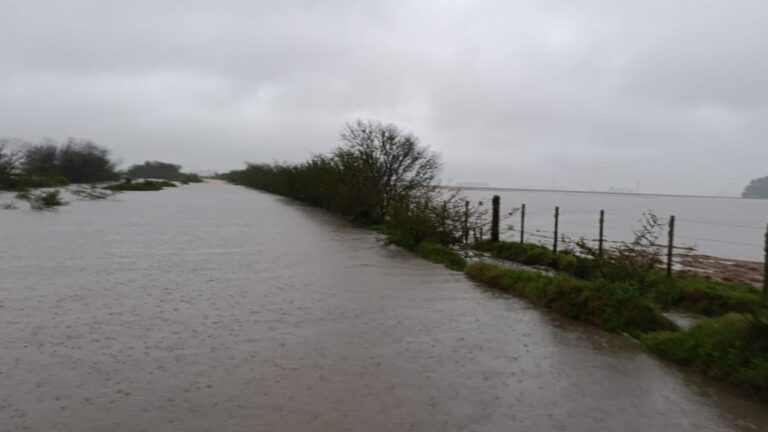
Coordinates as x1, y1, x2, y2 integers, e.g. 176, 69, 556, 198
1, 0, 766, 194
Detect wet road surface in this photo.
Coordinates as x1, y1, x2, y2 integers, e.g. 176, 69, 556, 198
1, 182, 766, 431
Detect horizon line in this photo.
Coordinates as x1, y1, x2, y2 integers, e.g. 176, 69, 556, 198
441, 185, 748, 200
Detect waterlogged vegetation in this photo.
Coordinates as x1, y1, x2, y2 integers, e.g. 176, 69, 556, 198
469, 236, 768, 397
472, 240, 767, 317
414, 241, 467, 271
465, 262, 677, 336
223, 119, 768, 398
0, 138, 118, 190
104, 179, 179, 191
1, 138, 204, 210
14, 189, 68, 210
643, 314, 768, 394
125, 160, 203, 184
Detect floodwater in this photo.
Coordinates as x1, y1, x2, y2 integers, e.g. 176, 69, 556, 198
1, 182, 766, 432
463, 189, 768, 261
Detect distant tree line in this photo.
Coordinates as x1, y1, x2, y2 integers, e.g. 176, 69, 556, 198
0, 138, 202, 191
125, 160, 202, 184
222, 120, 484, 249
742, 176, 768, 199
0, 138, 118, 190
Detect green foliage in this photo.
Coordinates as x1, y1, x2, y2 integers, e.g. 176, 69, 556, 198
15, 189, 68, 210
41, 139, 118, 183
126, 160, 182, 179
672, 276, 766, 316
125, 161, 203, 184
10, 175, 70, 189
643, 313, 768, 395
0, 140, 21, 190
69, 185, 116, 200
473, 240, 767, 319
414, 242, 467, 271
465, 262, 676, 336
473, 240, 595, 278
104, 179, 177, 191
1, 137, 118, 190
223, 120, 476, 249
175, 173, 203, 184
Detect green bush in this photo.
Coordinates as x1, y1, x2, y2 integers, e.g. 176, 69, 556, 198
3, 175, 70, 190
16, 189, 68, 210
175, 173, 203, 184
643, 313, 768, 395
104, 179, 177, 191
473, 240, 595, 278
673, 276, 766, 317
465, 262, 676, 336
472, 241, 767, 319
414, 241, 467, 271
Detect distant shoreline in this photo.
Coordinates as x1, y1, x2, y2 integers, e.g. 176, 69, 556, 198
444, 185, 748, 201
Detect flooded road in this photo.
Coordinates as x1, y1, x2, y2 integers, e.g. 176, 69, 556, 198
1, 182, 766, 431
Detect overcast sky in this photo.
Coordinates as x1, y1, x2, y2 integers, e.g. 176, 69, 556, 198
1, 0, 766, 195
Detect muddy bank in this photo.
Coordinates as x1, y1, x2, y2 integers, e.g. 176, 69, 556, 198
679, 254, 764, 289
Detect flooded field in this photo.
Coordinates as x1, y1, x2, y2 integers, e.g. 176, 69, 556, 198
1, 182, 766, 431
463, 189, 768, 261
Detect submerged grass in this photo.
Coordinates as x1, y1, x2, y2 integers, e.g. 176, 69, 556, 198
673, 276, 766, 317
414, 241, 467, 272
104, 179, 178, 191
469, 239, 768, 395
642, 313, 768, 397
473, 240, 767, 318
473, 240, 595, 278
465, 262, 677, 337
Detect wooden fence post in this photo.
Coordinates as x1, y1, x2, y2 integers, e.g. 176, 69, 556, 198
763, 223, 767, 298
598, 209, 605, 257
666, 215, 676, 277
463, 200, 470, 245
520, 203, 526, 244
491, 195, 500, 242
441, 201, 447, 244
553, 206, 560, 254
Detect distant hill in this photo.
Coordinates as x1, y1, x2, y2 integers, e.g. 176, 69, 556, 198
742, 176, 768, 198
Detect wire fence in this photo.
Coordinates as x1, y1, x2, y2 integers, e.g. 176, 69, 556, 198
475, 195, 768, 295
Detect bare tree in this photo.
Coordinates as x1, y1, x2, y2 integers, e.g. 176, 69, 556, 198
0, 139, 23, 190
335, 119, 440, 222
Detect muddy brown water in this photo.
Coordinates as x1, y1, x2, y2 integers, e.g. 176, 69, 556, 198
1, 182, 766, 432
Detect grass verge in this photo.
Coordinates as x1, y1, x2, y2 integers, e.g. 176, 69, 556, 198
473, 240, 767, 318
465, 262, 676, 337
642, 313, 768, 396
414, 242, 467, 271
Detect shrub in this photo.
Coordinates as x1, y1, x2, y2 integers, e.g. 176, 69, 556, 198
643, 313, 768, 395
473, 240, 595, 278
69, 185, 116, 200
414, 241, 467, 271
472, 241, 767, 319
104, 179, 177, 191
673, 276, 766, 316
465, 262, 676, 336
16, 189, 68, 210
